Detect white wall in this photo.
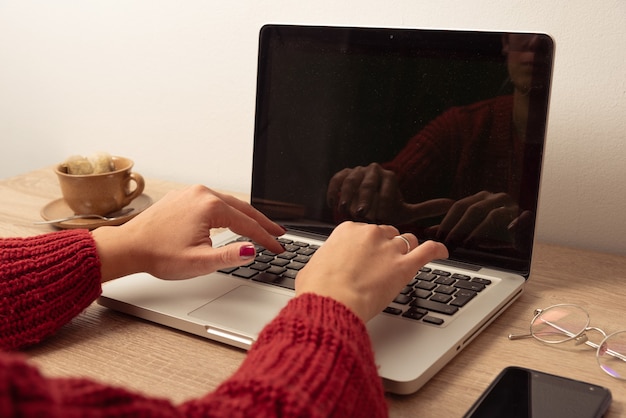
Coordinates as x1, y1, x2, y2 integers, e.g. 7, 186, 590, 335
1, 0, 625, 255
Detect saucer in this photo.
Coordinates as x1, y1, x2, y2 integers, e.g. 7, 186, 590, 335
40, 194, 153, 230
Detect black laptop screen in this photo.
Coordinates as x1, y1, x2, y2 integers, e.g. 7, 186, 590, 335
251, 25, 554, 276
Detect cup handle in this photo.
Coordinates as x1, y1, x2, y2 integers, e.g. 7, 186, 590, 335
122, 172, 145, 206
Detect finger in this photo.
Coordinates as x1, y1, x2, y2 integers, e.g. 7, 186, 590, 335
180, 242, 259, 277
211, 189, 286, 237
405, 240, 449, 267
209, 200, 284, 254
206, 242, 258, 270
402, 233, 419, 253
393, 234, 412, 254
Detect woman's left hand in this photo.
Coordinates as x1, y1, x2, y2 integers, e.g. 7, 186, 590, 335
93, 185, 285, 282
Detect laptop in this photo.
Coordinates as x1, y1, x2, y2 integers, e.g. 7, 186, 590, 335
99, 24, 554, 395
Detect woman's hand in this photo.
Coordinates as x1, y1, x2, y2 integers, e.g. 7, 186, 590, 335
296, 221, 449, 322
92, 185, 286, 282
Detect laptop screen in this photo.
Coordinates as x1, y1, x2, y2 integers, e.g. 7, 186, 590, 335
251, 25, 554, 277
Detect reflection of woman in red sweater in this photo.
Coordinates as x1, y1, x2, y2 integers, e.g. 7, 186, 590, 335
0, 185, 447, 417
328, 34, 550, 253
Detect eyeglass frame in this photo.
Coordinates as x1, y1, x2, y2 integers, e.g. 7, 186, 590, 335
508, 303, 626, 380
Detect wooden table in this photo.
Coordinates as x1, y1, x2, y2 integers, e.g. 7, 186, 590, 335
2, 167, 625, 416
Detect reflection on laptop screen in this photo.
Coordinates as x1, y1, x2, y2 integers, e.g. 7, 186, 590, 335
252, 25, 553, 277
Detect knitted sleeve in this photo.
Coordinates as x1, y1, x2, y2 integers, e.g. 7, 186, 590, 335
0, 294, 387, 417
0, 229, 102, 351
0, 294, 387, 418
182, 293, 388, 417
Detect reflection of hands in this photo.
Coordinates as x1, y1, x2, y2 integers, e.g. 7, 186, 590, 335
327, 163, 452, 224
93, 185, 286, 282
296, 222, 448, 322
425, 191, 530, 251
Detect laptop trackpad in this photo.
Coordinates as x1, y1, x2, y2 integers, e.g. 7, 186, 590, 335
188, 285, 291, 338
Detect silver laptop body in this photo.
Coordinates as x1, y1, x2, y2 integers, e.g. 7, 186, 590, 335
99, 24, 554, 394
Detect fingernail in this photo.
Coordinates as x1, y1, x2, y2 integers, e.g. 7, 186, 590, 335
239, 245, 256, 259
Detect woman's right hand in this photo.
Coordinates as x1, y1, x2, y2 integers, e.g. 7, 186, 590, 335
295, 221, 449, 322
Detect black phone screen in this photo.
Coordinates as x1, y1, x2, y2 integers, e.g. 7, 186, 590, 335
463, 366, 612, 418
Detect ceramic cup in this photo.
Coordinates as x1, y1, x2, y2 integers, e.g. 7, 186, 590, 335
55, 156, 145, 216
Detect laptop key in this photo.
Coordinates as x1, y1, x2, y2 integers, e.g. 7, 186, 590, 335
471, 277, 492, 286
416, 281, 437, 291
454, 281, 486, 292
435, 276, 456, 285
423, 316, 445, 325
402, 307, 428, 320
384, 306, 402, 315
455, 289, 477, 298
278, 252, 297, 260
451, 273, 471, 281
393, 294, 413, 305
266, 265, 287, 275
283, 244, 300, 252
416, 272, 437, 282
434, 285, 456, 295
287, 261, 306, 271
450, 294, 474, 307
296, 247, 316, 256
413, 289, 432, 299
411, 299, 459, 315
274, 276, 296, 290
399, 286, 413, 295
282, 269, 298, 279
430, 293, 453, 304
252, 272, 296, 290
250, 262, 271, 271
270, 258, 290, 267
232, 267, 259, 279
253, 272, 280, 284
292, 255, 310, 264
255, 254, 274, 263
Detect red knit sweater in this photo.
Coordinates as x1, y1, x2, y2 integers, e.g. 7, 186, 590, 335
0, 230, 387, 417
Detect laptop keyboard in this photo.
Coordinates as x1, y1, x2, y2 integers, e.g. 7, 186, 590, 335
218, 236, 491, 326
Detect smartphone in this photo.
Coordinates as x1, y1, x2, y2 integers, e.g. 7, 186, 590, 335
463, 366, 612, 418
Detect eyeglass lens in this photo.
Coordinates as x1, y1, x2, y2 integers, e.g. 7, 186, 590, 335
531, 304, 589, 343
597, 330, 626, 379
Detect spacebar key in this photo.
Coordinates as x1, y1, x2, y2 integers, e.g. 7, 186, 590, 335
412, 299, 459, 315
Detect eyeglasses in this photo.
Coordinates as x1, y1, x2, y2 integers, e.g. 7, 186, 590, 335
508, 303, 626, 380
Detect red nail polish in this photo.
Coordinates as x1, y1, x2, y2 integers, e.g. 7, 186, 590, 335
239, 245, 256, 258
